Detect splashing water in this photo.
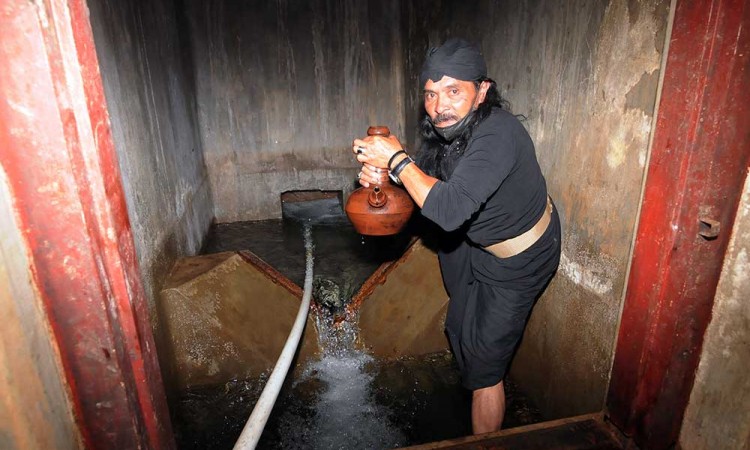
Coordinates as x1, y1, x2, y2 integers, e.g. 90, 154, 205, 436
272, 306, 406, 449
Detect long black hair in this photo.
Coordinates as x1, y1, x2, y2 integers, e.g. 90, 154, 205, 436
415, 78, 509, 180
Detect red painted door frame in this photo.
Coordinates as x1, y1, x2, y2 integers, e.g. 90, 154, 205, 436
2, 0, 747, 448
0, 1, 174, 448
607, 0, 750, 449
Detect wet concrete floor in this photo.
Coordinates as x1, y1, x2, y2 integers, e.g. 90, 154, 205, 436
172, 350, 542, 449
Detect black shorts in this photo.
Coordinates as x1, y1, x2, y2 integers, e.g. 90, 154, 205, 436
440, 207, 561, 390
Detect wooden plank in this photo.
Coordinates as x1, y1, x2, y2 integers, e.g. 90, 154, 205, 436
402, 413, 625, 450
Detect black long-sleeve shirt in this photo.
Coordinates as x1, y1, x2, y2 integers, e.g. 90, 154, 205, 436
421, 108, 548, 247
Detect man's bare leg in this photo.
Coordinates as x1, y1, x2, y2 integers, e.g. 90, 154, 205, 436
471, 380, 505, 434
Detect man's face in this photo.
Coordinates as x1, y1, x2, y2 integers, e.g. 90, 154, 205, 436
423, 76, 490, 127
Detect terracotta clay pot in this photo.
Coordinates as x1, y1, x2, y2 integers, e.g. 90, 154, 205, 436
345, 126, 414, 236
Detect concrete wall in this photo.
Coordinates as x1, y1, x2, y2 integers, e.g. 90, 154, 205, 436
680, 173, 750, 450
0, 169, 82, 449
87, 0, 214, 329
184, 0, 405, 222
403, 0, 669, 419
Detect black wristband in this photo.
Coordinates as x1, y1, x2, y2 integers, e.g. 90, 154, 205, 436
391, 155, 414, 179
387, 150, 407, 170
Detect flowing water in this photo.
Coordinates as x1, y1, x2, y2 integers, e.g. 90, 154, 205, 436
172, 215, 542, 449
268, 316, 406, 449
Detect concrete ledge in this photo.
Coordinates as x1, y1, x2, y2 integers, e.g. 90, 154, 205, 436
355, 239, 450, 358
158, 251, 319, 390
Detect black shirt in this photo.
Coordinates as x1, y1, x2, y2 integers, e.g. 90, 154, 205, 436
421, 108, 548, 246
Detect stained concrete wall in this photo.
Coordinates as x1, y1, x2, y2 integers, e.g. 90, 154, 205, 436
680, 173, 750, 450
402, 1, 669, 419
184, 0, 405, 222
0, 169, 82, 449
86, 0, 214, 330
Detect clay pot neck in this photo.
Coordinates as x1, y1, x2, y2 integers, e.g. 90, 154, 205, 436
367, 186, 386, 207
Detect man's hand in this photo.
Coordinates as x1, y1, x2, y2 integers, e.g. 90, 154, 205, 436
356, 163, 387, 188
351, 134, 404, 170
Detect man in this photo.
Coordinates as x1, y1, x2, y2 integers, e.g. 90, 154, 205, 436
352, 38, 561, 434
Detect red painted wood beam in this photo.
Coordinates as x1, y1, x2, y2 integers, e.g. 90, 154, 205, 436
607, 0, 750, 449
0, 1, 174, 448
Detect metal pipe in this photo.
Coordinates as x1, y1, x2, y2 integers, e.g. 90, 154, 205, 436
233, 224, 314, 449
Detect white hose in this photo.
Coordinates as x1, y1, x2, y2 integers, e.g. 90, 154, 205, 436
233, 224, 314, 449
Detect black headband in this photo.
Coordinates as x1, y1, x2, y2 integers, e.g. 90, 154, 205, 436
419, 38, 487, 87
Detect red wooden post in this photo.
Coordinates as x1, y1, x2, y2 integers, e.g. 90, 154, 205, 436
607, 0, 750, 448
0, 0, 174, 448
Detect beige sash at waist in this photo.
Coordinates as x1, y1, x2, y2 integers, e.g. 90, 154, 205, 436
484, 196, 553, 259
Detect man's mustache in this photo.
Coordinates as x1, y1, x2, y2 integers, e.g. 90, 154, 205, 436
434, 113, 460, 125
